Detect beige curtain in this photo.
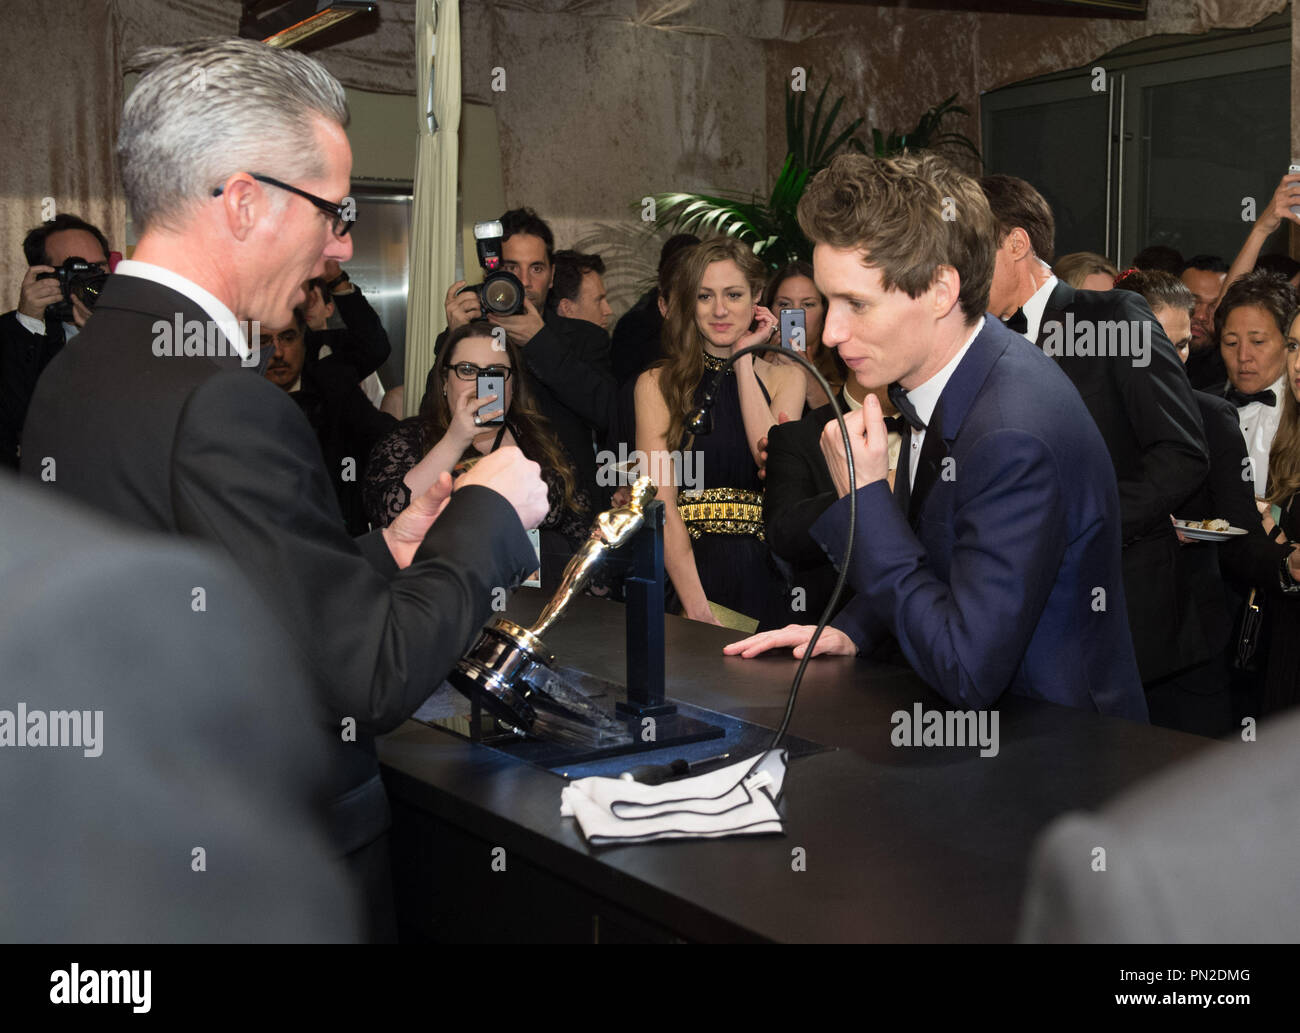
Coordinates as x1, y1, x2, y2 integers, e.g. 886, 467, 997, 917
403, 0, 460, 416
0, 1, 126, 303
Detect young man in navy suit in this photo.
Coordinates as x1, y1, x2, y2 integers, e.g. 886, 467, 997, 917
726, 153, 1147, 720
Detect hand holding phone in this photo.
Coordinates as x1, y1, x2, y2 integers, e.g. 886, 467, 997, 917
476, 374, 505, 424
780, 307, 807, 353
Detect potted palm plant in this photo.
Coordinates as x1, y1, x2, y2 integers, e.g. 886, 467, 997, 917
649, 82, 980, 270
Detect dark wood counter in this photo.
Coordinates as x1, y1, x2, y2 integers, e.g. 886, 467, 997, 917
379, 591, 1211, 942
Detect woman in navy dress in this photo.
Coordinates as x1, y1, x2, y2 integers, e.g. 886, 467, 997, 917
634, 237, 804, 626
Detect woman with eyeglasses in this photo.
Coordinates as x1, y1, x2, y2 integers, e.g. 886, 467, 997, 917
363, 320, 592, 586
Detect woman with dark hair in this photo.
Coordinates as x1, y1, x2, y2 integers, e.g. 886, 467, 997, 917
1215, 270, 1296, 499
761, 260, 841, 414
634, 236, 804, 627
1202, 274, 1300, 716
363, 320, 592, 587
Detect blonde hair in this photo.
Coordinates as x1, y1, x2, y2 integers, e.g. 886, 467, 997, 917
1267, 348, 1300, 506
1054, 251, 1119, 289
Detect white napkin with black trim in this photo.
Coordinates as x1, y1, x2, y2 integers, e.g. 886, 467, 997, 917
560, 750, 787, 845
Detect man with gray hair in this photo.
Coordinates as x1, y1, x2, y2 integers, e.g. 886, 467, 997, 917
22, 37, 550, 940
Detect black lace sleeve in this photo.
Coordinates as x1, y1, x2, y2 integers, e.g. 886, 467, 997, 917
362, 417, 427, 529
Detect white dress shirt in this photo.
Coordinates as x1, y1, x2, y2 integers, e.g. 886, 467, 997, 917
1235, 374, 1286, 496
1019, 271, 1058, 343
841, 384, 902, 473
901, 317, 984, 490
113, 259, 252, 359
15, 310, 78, 342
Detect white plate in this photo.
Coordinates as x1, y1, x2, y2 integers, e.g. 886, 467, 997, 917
1174, 520, 1249, 541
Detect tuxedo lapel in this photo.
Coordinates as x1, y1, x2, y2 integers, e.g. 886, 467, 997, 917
909, 319, 1014, 522
908, 396, 947, 523
1033, 280, 1074, 350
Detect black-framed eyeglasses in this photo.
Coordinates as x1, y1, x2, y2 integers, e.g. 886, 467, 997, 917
211, 173, 354, 237
447, 362, 513, 382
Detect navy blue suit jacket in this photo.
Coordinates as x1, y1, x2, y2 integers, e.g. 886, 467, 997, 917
810, 317, 1147, 721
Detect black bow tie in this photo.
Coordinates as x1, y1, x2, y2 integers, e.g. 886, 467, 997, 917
1003, 308, 1029, 334
1225, 386, 1277, 408
883, 414, 909, 436
887, 382, 926, 432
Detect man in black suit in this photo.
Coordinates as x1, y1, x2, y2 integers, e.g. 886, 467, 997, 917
303, 259, 392, 383
1, 214, 111, 469
264, 310, 396, 535
980, 176, 1211, 701
21, 37, 549, 940
1, 474, 363, 942
442, 208, 618, 517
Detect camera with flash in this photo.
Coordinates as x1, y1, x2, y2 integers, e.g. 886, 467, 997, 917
456, 220, 526, 317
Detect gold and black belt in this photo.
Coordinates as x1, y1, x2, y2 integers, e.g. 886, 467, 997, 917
678, 487, 765, 541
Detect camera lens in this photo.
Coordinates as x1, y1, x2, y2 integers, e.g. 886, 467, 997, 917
481, 272, 523, 315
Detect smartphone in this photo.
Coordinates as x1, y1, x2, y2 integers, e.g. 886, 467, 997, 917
780, 307, 807, 353
1289, 163, 1300, 216
524, 528, 542, 588
476, 374, 505, 424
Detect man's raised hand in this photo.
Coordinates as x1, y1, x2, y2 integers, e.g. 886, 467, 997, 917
456, 446, 550, 530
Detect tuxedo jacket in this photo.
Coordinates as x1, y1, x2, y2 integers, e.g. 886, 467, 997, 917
811, 318, 1147, 720
763, 401, 843, 623
306, 287, 391, 379
0, 309, 65, 469
292, 354, 396, 536
1179, 391, 1288, 600
21, 274, 538, 859
611, 287, 663, 388
1034, 282, 1210, 683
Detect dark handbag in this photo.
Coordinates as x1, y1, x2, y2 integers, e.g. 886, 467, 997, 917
1233, 587, 1265, 672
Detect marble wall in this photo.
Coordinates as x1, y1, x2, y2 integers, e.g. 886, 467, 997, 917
461, 0, 1291, 310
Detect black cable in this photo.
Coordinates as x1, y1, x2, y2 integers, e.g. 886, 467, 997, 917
685, 342, 856, 751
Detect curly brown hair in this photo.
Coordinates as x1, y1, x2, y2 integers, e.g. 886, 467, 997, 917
421, 320, 577, 510
653, 236, 768, 451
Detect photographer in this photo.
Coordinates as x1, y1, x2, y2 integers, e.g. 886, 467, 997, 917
1, 214, 111, 468
441, 208, 618, 522
302, 258, 392, 406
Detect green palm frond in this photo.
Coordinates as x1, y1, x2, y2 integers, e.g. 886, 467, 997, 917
650, 80, 980, 272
